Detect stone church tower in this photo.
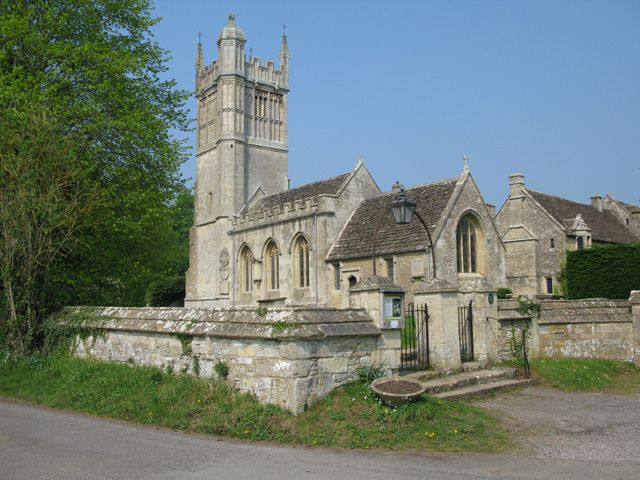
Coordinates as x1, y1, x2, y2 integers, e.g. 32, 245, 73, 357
186, 16, 289, 306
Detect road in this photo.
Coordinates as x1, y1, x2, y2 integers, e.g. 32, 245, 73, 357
0, 398, 635, 480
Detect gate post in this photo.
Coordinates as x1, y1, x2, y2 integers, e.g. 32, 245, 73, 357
631, 291, 640, 366
414, 279, 461, 371
350, 276, 405, 374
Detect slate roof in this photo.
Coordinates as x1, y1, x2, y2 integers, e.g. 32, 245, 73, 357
249, 173, 350, 212
327, 178, 459, 260
526, 190, 638, 244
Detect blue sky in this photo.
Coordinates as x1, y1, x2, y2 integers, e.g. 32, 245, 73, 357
152, 0, 640, 207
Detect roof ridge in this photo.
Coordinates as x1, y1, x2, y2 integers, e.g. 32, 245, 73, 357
526, 189, 594, 209
373, 176, 460, 199
283, 172, 350, 194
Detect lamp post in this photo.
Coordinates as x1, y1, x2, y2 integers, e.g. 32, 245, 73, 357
372, 188, 437, 278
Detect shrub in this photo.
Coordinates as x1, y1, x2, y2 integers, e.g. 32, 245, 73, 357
564, 243, 640, 299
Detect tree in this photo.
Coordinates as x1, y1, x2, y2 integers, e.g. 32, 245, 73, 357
0, 0, 191, 349
0, 107, 98, 352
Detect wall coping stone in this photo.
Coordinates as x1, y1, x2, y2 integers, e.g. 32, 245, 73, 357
350, 275, 403, 292
497, 298, 631, 324
60, 306, 382, 340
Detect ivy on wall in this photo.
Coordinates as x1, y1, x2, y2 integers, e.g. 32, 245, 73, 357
564, 243, 640, 299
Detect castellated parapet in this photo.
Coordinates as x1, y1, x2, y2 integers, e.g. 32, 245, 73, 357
232, 195, 338, 231
198, 56, 288, 93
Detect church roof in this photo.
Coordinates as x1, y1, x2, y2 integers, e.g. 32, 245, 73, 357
526, 189, 638, 244
248, 172, 351, 212
327, 178, 458, 260
621, 201, 640, 214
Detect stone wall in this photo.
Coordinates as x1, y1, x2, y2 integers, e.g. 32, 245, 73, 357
68, 306, 382, 414
537, 299, 633, 361
497, 298, 636, 362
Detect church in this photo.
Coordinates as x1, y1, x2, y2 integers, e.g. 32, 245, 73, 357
72, 16, 640, 412
185, 16, 508, 311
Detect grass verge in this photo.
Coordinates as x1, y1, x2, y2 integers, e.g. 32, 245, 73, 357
530, 358, 640, 393
0, 354, 509, 452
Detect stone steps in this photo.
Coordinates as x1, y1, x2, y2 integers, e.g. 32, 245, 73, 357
403, 366, 530, 400
431, 378, 531, 400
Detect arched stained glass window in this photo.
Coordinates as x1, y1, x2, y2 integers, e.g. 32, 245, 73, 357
293, 235, 310, 288
265, 241, 279, 290
456, 214, 484, 274
240, 245, 253, 292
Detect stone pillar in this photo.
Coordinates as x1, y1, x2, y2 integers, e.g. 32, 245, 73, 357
349, 276, 404, 374
414, 279, 461, 372
630, 291, 640, 366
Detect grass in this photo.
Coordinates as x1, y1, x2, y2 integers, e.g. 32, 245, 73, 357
400, 315, 416, 349
0, 353, 509, 452
530, 358, 640, 393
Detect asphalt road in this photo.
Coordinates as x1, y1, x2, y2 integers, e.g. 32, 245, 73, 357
0, 398, 636, 480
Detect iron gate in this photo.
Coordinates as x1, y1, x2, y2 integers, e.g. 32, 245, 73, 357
401, 303, 430, 370
458, 300, 474, 362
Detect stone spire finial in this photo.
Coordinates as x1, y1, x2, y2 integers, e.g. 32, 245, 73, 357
195, 32, 203, 88
355, 153, 363, 168
228, 13, 236, 24
462, 154, 470, 172
279, 24, 289, 68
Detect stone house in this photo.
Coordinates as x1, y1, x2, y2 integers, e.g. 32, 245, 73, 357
495, 173, 639, 297
601, 194, 640, 239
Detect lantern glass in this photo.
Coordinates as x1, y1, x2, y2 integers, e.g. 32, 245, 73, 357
390, 190, 415, 225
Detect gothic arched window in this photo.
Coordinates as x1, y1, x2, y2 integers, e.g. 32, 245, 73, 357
239, 245, 253, 292
456, 214, 484, 274
265, 241, 279, 290
293, 235, 310, 288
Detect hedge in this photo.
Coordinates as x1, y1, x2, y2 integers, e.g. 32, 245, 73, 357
564, 243, 640, 299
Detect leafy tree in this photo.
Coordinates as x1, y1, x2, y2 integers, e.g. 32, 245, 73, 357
0, 0, 192, 349
0, 106, 99, 352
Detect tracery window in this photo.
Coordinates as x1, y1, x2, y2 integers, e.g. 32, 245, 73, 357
240, 245, 253, 292
293, 235, 310, 288
456, 214, 484, 274
265, 241, 279, 290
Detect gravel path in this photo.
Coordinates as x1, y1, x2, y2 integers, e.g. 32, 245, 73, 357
473, 386, 640, 465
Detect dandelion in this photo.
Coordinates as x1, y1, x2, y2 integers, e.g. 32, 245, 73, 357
453, 429, 458, 434
424, 431, 436, 438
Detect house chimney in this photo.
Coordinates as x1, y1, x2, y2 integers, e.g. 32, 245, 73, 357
509, 173, 525, 197
486, 203, 496, 218
391, 181, 403, 194
591, 194, 602, 212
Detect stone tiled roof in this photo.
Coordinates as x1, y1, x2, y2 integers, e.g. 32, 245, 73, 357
527, 190, 638, 244
249, 173, 350, 212
621, 202, 640, 214
327, 178, 458, 260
